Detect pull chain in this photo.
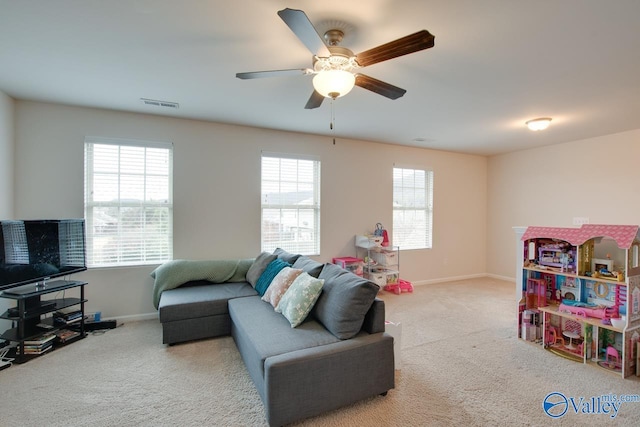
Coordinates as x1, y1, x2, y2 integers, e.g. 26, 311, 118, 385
330, 97, 336, 145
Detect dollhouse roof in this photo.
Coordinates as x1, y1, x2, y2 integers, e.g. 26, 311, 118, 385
522, 224, 639, 249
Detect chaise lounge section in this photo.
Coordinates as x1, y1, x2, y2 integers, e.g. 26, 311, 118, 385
152, 249, 394, 426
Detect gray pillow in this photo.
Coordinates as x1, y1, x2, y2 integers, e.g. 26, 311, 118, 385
313, 263, 380, 339
273, 248, 301, 264
292, 256, 324, 278
311, 264, 380, 340
246, 252, 277, 288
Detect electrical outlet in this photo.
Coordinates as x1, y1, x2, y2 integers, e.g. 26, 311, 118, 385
573, 217, 590, 226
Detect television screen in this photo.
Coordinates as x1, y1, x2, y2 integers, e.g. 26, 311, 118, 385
0, 219, 87, 292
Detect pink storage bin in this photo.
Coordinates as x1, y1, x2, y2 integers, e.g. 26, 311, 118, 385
332, 257, 364, 277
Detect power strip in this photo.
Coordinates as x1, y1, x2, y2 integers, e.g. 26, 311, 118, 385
84, 320, 117, 331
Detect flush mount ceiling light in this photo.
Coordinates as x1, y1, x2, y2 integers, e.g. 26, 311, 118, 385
526, 117, 552, 131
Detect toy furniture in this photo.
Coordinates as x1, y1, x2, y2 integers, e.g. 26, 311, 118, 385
518, 224, 640, 378
562, 330, 580, 349
558, 302, 609, 319
547, 327, 564, 346
526, 278, 546, 309
606, 345, 620, 368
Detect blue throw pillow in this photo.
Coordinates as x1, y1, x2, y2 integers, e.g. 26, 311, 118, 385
255, 258, 291, 296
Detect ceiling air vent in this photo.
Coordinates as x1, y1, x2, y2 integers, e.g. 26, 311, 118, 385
140, 98, 179, 109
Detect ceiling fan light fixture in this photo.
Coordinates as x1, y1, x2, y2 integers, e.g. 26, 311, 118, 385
312, 69, 355, 99
526, 117, 552, 131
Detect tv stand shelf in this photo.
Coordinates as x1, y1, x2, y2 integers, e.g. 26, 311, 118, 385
0, 280, 87, 364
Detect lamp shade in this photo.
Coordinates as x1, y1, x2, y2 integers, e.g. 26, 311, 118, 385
526, 118, 552, 131
312, 70, 356, 99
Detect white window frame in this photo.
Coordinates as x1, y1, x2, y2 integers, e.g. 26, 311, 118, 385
84, 136, 173, 267
392, 166, 433, 250
261, 152, 321, 255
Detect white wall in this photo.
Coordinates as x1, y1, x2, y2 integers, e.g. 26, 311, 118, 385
14, 101, 488, 319
487, 129, 640, 280
0, 90, 13, 218
0, 90, 14, 329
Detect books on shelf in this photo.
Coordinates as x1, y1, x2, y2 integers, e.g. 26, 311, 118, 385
55, 329, 81, 343
18, 341, 54, 355
53, 310, 83, 325
18, 346, 52, 355
23, 333, 56, 346
14, 328, 81, 355
16, 332, 56, 355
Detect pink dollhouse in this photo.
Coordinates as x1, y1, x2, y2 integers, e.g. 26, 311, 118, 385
519, 224, 640, 378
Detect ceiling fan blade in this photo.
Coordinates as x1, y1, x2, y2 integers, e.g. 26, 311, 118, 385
304, 90, 325, 109
355, 74, 406, 100
355, 30, 435, 67
277, 8, 331, 58
236, 69, 310, 79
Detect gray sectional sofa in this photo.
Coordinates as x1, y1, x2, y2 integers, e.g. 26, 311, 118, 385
152, 249, 395, 426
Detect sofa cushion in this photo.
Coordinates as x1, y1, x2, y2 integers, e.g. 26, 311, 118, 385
273, 248, 302, 264
275, 273, 324, 327
246, 252, 277, 288
261, 267, 303, 308
255, 258, 291, 296
158, 282, 257, 323
292, 256, 323, 278
313, 263, 380, 339
229, 296, 340, 376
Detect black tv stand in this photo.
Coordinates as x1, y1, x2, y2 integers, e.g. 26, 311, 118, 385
2, 279, 78, 296
0, 280, 87, 363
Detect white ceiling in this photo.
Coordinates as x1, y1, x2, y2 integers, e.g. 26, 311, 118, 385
1, 0, 638, 156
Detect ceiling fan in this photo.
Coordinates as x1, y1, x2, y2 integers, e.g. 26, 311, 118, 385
236, 8, 435, 109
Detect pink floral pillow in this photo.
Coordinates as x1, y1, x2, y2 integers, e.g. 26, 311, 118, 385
261, 267, 303, 307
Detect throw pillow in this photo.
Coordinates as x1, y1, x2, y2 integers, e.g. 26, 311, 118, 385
292, 256, 324, 278
246, 252, 277, 288
275, 272, 324, 327
262, 267, 303, 307
273, 248, 302, 264
312, 263, 380, 339
254, 258, 291, 296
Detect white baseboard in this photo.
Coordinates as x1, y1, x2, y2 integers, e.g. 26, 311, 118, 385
411, 273, 487, 286
487, 273, 515, 282
110, 312, 158, 323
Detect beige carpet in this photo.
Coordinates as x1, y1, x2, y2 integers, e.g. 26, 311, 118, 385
2, 277, 639, 426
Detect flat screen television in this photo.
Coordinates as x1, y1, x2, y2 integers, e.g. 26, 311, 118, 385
0, 219, 87, 294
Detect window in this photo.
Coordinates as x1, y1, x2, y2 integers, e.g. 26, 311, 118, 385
1, 221, 28, 264
84, 137, 173, 267
393, 167, 433, 250
261, 153, 320, 255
